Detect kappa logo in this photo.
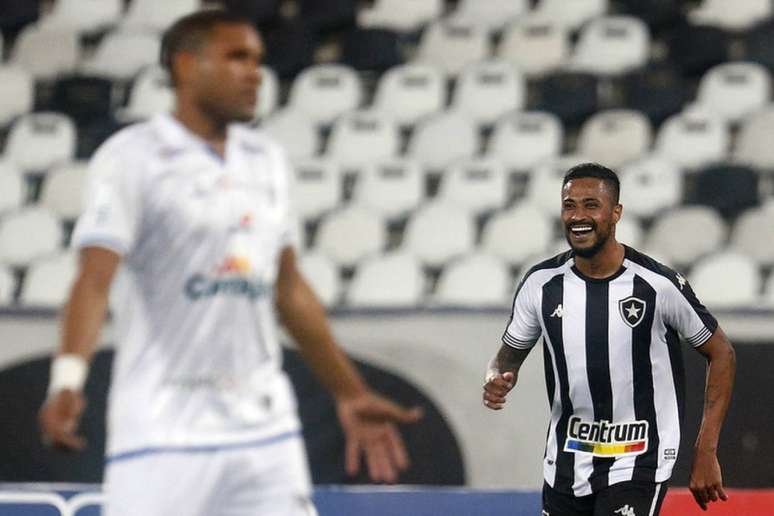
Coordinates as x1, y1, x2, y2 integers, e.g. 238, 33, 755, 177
550, 304, 563, 318
618, 296, 647, 328
614, 505, 636, 516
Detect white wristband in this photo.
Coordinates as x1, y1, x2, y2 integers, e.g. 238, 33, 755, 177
485, 355, 499, 383
48, 354, 89, 396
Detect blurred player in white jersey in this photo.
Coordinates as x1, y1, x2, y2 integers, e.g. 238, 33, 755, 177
38, 9, 421, 516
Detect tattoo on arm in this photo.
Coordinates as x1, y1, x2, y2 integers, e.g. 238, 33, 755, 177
495, 344, 531, 376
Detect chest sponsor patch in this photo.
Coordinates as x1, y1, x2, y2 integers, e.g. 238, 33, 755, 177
564, 416, 649, 457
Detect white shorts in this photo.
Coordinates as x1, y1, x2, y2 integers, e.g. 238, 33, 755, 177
102, 434, 315, 516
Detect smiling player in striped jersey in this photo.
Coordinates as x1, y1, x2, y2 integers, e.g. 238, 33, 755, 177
483, 163, 736, 515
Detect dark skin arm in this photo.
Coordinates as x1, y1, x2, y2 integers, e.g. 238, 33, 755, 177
482, 343, 532, 410
275, 247, 422, 483
689, 326, 736, 511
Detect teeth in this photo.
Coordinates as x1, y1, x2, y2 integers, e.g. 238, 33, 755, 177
571, 226, 592, 233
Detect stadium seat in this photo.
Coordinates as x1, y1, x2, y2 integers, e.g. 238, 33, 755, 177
288, 65, 363, 125
120, 66, 174, 121
735, 107, 774, 169
765, 271, 774, 306
486, 111, 563, 171
731, 204, 774, 265
616, 0, 685, 35
689, 252, 760, 308
315, 205, 386, 267
654, 109, 730, 169
297, 0, 356, 34
81, 31, 161, 80
76, 117, 126, 159
645, 206, 726, 267
41, 0, 122, 33
19, 251, 77, 307
299, 252, 341, 307
615, 215, 644, 248
497, 18, 570, 78
451, 60, 526, 126
407, 112, 478, 170
536, 72, 600, 126
326, 111, 400, 170
402, 201, 475, 267
0, 264, 14, 305
261, 110, 318, 161
571, 16, 651, 76
0, 66, 33, 127
532, 0, 609, 31
292, 159, 342, 221
481, 203, 553, 265
689, 0, 771, 31
4, 112, 76, 173
621, 65, 688, 125
695, 62, 771, 124
447, 0, 529, 33
526, 154, 591, 216
433, 253, 510, 308
744, 21, 774, 71
122, 0, 199, 33
0, 206, 63, 266
358, 0, 443, 33
340, 28, 403, 72
618, 156, 682, 219
415, 21, 489, 77
39, 161, 87, 221
263, 20, 316, 79
666, 25, 731, 78
0, 162, 25, 214
577, 109, 652, 168
0, 0, 40, 40
689, 163, 760, 219
437, 158, 507, 215
49, 76, 114, 127
347, 252, 424, 308
10, 25, 78, 80
256, 66, 279, 120
372, 63, 445, 126
352, 159, 423, 219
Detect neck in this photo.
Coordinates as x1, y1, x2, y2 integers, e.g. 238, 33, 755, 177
173, 96, 227, 156
574, 240, 626, 279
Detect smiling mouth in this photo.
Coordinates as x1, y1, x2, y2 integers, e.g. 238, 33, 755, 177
569, 225, 594, 237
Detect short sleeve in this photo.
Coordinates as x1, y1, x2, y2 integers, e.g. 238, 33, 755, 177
502, 275, 542, 350
71, 146, 142, 256
663, 277, 718, 348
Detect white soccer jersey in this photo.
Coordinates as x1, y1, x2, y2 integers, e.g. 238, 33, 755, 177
503, 246, 718, 496
72, 114, 301, 460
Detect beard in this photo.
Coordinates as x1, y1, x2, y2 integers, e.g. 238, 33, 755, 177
565, 224, 611, 258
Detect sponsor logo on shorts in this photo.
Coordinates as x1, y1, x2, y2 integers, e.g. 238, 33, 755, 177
664, 448, 677, 460
614, 505, 636, 516
184, 255, 271, 301
564, 416, 648, 457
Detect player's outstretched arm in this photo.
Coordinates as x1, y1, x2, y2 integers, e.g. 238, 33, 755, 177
689, 326, 736, 511
275, 247, 423, 483
38, 247, 120, 451
482, 343, 531, 410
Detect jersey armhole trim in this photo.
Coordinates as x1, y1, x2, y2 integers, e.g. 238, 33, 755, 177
74, 235, 128, 256
503, 332, 537, 350
687, 326, 714, 348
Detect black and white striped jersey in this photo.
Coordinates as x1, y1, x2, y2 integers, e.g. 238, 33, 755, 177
503, 246, 718, 496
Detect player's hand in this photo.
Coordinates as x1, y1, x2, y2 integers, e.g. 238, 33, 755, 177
689, 448, 728, 511
38, 389, 87, 451
336, 392, 423, 483
483, 371, 515, 410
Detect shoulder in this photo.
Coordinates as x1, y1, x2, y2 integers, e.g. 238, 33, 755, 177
89, 120, 163, 177
623, 245, 687, 294
517, 250, 574, 294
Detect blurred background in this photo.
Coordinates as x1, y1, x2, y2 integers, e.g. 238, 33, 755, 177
0, 0, 773, 514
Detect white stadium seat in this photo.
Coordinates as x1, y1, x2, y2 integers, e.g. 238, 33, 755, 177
315, 205, 386, 267
487, 111, 563, 170
292, 159, 342, 221
571, 16, 650, 76
614, 216, 643, 249
256, 66, 279, 119
403, 201, 475, 267
0, 207, 63, 267
735, 106, 774, 169
481, 203, 553, 265
437, 158, 507, 215
4, 113, 76, 173
689, 252, 760, 308
731, 205, 774, 265
695, 62, 771, 124
532, 0, 609, 31
578, 110, 652, 168
433, 253, 510, 307
498, 18, 570, 78
526, 154, 591, 216
41, 0, 122, 33
0, 66, 34, 126
326, 111, 400, 169
654, 109, 730, 169
358, 0, 443, 32
299, 252, 341, 307
347, 252, 425, 308
261, 110, 319, 161
11, 25, 79, 80
0, 162, 25, 215
690, 0, 772, 31
40, 161, 88, 220
408, 112, 478, 169
122, 0, 199, 32
645, 206, 726, 268
288, 65, 363, 125
416, 21, 489, 77
19, 252, 78, 307
447, 0, 530, 33
451, 60, 526, 125
372, 63, 445, 126
0, 265, 15, 305
619, 156, 682, 219
120, 66, 174, 121
81, 31, 161, 80
352, 159, 423, 219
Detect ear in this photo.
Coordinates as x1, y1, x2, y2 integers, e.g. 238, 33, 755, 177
172, 51, 198, 87
612, 203, 623, 224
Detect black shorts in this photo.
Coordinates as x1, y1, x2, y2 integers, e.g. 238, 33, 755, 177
542, 480, 668, 516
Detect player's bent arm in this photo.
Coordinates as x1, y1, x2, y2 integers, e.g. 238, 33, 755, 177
482, 343, 532, 410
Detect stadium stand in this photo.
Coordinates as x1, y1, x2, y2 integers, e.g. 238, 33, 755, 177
570, 15, 651, 76
447, 0, 529, 33
450, 60, 525, 125
40, 0, 122, 34
402, 201, 475, 268
352, 159, 423, 219
0, 162, 25, 215
407, 112, 478, 169
299, 252, 341, 307
4, 113, 76, 173
433, 253, 510, 308
340, 28, 403, 73
436, 158, 507, 215
497, 17, 569, 77
689, 163, 760, 219
486, 111, 563, 170
0, 66, 33, 127
481, 203, 553, 266
10, 25, 78, 79
288, 64, 363, 125
39, 161, 87, 221
326, 110, 400, 169
347, 251, 424, 308
415, 21, 489, 77
577, 109, 653, 168
731, 204, 774, 266
18, 251, 77, 307
81, 31, 162, 80
689, 0, 772, 31
0, 207, 62, 267
358, 0, 443, 32
292, 159, 343, 221
689, 251, 761, 308
644, 206, 727, 268
695, 62, 772, 123
315, 205, 386, 267
372, 63, 445, 126
618, 156, 682, 219
532, 0, 609, 31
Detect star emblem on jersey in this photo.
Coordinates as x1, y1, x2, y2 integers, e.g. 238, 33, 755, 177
618, 296, 647, 328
